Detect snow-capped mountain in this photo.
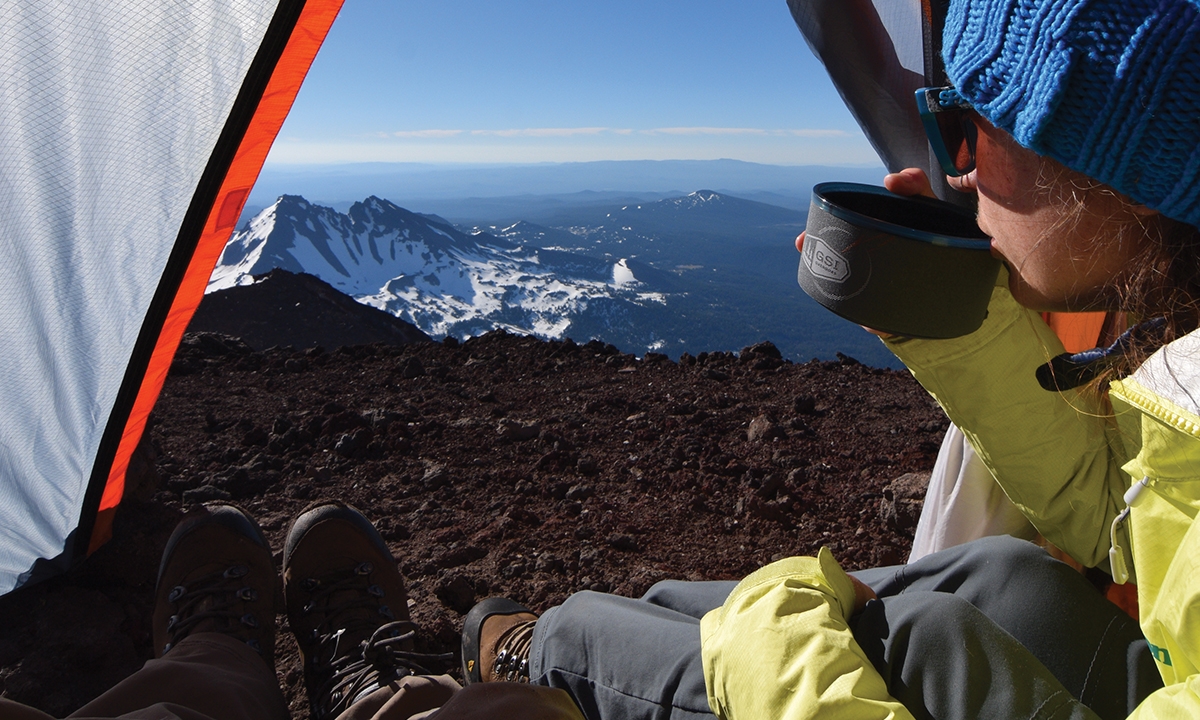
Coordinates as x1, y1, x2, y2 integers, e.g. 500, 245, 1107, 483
208, 190, 902, 367
209, 195, 675, 348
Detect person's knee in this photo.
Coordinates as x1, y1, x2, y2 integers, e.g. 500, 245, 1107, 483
906, 594, 980, 640
973, 533, 1042, 557
855, 593, 984, 684
967, 535, 1059, 578
892, 590, 984, 652
641, 580, 687, 606
537, 590, 620, 659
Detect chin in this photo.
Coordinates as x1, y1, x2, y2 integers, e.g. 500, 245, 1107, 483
1007, 275, 1054, 311
1006, 274, 1073, 312
1008, 275, 1117, 313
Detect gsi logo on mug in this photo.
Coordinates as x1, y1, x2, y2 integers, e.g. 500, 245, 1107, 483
804, 235, 850, 282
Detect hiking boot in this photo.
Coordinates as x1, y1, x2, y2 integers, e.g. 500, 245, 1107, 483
461, 597, 539, 683
283, 501, 449, 719
152, 504, 279, 670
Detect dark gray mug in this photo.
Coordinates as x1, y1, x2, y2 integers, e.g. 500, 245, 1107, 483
797, 182, 1001, 339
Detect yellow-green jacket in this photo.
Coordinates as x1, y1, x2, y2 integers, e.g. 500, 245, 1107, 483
700, 283, 1200, 719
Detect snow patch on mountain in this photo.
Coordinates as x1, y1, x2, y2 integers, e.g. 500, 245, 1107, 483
612, 259, 636, 287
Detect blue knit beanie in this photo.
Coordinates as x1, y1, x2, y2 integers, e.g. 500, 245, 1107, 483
943, 0, 1200, 227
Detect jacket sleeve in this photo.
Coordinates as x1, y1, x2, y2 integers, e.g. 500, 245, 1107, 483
700, 548, 916, 720
885, 280, 1129, 568
1129, 679, 1200, 719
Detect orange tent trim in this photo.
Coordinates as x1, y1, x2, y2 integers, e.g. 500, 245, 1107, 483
88, 0, 345, 554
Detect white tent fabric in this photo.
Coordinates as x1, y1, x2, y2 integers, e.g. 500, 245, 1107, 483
0, 1, 278, 594
788, 0, 967, 201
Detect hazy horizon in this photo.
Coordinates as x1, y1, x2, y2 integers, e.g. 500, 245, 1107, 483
243, 158, 888, 223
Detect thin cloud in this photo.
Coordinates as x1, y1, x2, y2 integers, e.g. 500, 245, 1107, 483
379, 126, 849, 140
782, 128, 850, 137
648, 127, 769, 136
391, 129, 463, 138
645, 127, 849, 137
471, 127, 612, 137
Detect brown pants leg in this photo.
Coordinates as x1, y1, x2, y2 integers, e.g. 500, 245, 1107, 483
0, 633, 582, 720
0, 632, 288, 720
335, 674, 461, 720
336, 676, 585, 720
423, 684, 585, 720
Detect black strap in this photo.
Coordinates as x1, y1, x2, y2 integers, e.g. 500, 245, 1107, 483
1035, 317, 1167, 392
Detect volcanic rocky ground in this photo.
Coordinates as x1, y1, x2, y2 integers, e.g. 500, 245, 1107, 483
0, 330, 947, 717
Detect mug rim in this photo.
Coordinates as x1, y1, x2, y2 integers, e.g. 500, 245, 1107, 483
812, 182, 992, 251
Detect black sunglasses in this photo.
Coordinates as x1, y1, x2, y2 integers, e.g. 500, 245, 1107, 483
915, 86, 977, 177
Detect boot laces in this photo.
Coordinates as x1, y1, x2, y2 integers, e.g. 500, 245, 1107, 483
492, 620, 536, 682
163, 564, 263, 655
301, 563, 452, 719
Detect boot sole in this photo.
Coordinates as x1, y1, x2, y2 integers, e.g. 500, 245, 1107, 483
460, 597, 535, 684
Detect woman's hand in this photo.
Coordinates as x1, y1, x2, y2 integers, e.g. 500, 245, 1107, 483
882, 167, 937, 198
850, 575, 877, 614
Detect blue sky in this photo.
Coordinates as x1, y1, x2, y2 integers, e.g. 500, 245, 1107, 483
266, 1, 878, 166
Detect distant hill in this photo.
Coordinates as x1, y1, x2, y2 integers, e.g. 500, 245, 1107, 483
511, 190, 807, 268
189, 269, 430, 350
243, 159, 886, 225
576, 189, 807, 233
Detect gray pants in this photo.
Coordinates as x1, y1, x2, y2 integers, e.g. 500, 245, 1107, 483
529, 536, 1161, 720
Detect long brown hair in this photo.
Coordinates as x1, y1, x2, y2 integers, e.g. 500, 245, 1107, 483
1034, 157, 1200, 389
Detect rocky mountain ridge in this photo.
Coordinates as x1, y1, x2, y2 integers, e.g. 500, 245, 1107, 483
190, 269, 430, 350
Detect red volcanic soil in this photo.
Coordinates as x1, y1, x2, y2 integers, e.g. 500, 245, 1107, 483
0, 331, 945, 717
